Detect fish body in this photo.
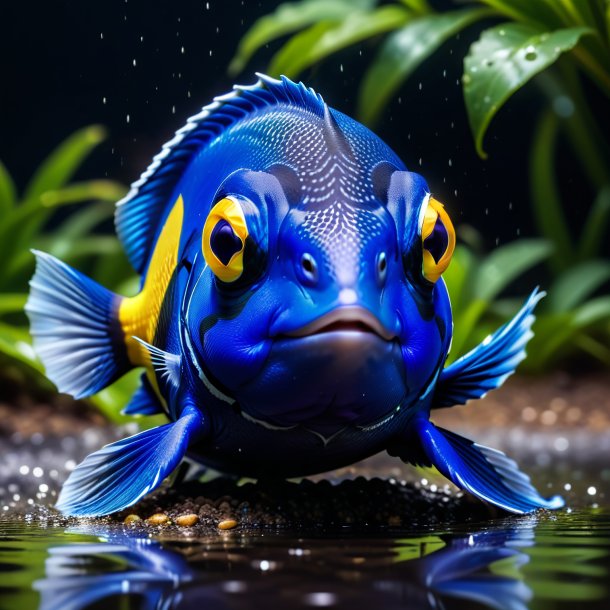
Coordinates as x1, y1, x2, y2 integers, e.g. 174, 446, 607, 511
26, 75, 563, 516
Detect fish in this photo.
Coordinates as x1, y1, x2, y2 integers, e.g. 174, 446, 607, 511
26, 74, 564, 517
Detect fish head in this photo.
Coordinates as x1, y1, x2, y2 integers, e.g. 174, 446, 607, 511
183, 106, 455, 433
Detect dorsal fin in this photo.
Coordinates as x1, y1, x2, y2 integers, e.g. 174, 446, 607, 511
115, 74, 326, 273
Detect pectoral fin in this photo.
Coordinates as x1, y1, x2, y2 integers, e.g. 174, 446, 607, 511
55, 403, 205, 517
405, 416, 564, 514
434, 289, 543, 409
122, 373, 164, 416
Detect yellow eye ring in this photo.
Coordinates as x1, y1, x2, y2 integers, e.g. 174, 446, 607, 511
202, 196, 248, 283
421, 197, 455, 283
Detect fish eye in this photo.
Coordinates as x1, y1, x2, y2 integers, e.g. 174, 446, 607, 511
202, 196, 248, 283
300, 252, 318, 285
421, 197, 455, 283
376, 251, 387, 286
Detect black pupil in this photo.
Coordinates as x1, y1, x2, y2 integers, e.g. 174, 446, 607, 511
423, 218, 448, 264
210, 219, 242, 265
302, 257, 314, 273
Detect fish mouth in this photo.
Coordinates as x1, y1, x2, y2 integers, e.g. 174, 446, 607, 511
282, 306, 395, 341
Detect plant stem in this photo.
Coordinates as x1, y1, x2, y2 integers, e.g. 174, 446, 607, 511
556, 61, 609, 192
574, 333, 610, 366
572, 45, 610, 98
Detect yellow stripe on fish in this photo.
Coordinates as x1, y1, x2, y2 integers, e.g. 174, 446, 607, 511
119, 194, 184, 367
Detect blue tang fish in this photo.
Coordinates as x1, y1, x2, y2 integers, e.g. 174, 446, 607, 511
26, 75, 564, 517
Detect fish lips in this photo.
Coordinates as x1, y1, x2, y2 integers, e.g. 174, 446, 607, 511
279, 306, 396, 341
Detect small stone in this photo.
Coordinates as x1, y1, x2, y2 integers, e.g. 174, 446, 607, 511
124, 514, 141, 524
176, 513, 199, 527
218, 518, 238, 530
146, 513, 169, 525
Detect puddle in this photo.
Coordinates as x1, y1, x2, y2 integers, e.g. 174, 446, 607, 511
1, 398, 609, 609
1, 509, 609, 609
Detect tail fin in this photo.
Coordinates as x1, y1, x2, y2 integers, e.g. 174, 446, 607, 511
26, 250, 130, 398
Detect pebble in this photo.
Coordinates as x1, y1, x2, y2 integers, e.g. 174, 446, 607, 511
124, 514, 141, 524
218, 518, 238, 530
176, 513, 199, 527
146, 512, 170, 525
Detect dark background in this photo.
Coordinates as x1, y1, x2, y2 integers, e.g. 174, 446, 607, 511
1, 0, 605, 253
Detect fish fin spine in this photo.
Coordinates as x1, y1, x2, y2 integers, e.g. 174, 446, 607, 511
26, 251, 130, 398
115, 75, 324, 273
433, 288, 544, 409
412, 416, 564, 513
56, 402, 205, 516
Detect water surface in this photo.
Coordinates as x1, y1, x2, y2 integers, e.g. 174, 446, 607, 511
1, 508, 609, 610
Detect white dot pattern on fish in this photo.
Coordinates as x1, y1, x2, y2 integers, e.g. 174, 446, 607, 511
282, 114, 383, 281
224, 108, 388, 281
299, 204, 383, 281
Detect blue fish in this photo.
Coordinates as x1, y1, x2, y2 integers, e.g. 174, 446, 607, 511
26, 74, 564, 517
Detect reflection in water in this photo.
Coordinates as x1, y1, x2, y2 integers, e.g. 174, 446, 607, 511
33, 524, 537, 610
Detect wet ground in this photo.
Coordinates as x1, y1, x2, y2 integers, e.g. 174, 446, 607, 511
1, 372, 609, 609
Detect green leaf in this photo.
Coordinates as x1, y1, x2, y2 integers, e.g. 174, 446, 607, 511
527, 295, 610, 371
447, 299, 488, 363
397, 0, 429, 13
463, 23, 592, 158
358, 8, 493, 126
546, 260, 610, 313
23, 125, 107, 201
529, 110, 574, 271
579, 185, 610, 260
228, 0, 374, 76
477, 0, 567, 30
554, 0, 608, 31
0, 180, 125, 270
572, 295, 610, 328
525, 311, 573, 371
48, 236, 123, 261
474, 238, 552, 302
39, 180, 126, 208
0, 322, 42, 372
269, 5, 409, 79
0, 160, 17, 214
55, 200, 116, 241
442, 244, 477, 317
574, 333, 610, 367
0, 293, 27, 315
88, 369, 165, 425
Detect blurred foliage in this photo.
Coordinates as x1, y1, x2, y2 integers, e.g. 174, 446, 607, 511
232, 0, 610, 371
444, 226, 610, 371
230, 0, 610, 155
0, 126, 139, 421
